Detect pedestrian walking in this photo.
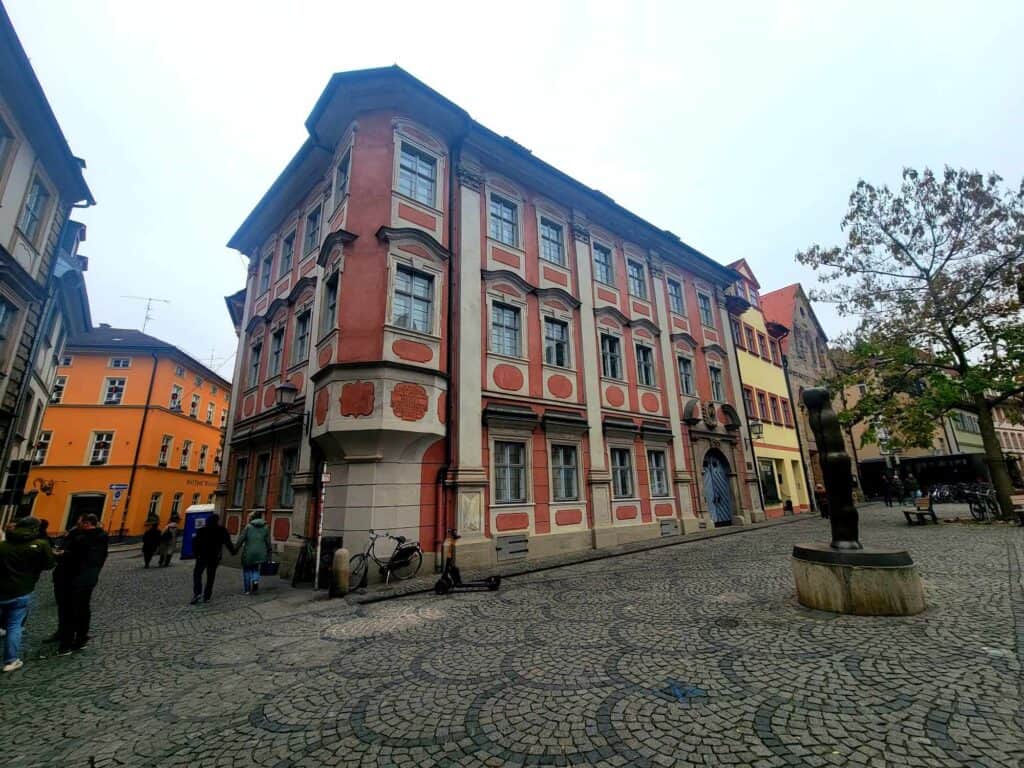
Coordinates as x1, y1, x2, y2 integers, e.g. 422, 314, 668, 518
893, 476, 905, 505
55, 513, 108, 656
141, 521, 161, 568
190, 515, 236, 605
882, 476, 893, 507
235, 512, 271, 595
814, 483, 829, 519
157, 521, 178, 567
0, 516, 56, 672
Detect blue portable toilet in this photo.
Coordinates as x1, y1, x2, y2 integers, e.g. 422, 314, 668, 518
180, 504, 215, 560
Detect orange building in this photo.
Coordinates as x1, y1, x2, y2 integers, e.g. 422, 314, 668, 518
26, 326, 231, 535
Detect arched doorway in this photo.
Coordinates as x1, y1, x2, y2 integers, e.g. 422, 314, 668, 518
702, 449, 734, 526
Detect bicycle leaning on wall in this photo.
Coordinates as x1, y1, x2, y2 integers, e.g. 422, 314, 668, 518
349, 530, 423, 588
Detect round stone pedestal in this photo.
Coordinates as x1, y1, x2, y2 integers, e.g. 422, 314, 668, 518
791, 543, 926, 616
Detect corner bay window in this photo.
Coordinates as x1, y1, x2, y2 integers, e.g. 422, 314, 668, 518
393, 265, 433, 333
636, 345, 655, 387
551, 444, 578, 501
610, 447, 634, 499
320, 272, 339, 336
544, 318, 569, 367
539, 218, 565, 265
647, 450, 669, 497
488, 194, 518, 247
593, 244, 613, 285
601, 334, 622, 379
491, 303, 521, 357
398, 143, 437, 206
494, 441, 526, 504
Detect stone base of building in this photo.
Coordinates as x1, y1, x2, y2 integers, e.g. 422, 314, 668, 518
791, 543, 925, 616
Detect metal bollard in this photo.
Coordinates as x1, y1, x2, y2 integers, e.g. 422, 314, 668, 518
332, 547, 349, 597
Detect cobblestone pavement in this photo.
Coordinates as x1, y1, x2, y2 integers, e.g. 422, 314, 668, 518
3, 506, 1023, 767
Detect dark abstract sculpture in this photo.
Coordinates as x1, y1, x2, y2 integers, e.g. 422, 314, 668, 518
802, 387, 862, 550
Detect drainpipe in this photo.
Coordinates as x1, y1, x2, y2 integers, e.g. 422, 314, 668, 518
118, 351, 158, 538
782, 354, 815, 514
726, 315, 766, 510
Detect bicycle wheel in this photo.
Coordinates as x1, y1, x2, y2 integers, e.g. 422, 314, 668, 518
349, 553, 368, 589
291, 545, 308, 587
389, 548, 423, 581
969, 499, 986, 521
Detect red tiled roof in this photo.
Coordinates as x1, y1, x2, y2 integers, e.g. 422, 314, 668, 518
759, 284, 800, 353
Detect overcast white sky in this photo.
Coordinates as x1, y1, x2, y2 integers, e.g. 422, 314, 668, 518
8, 0, 1024, 380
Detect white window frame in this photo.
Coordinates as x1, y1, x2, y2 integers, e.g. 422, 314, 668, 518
33, 431, 52, 465
198, 444, 208, 473
268, 327, 284, 377
109, 357, 131, 369
392, 264, 434, 334
169, 493, 182, 520
539, 217, 565, 266
627, 260, 647, 299
709, 365, 725, 402
490, 302, 522, 358
303, 203, 322, 256
148, 492, 162, 520
170, 384, 183, 410
647, 450, 669, 497
593, 243, 614, 286
635, 344, 656, 388
254, 453, 270, 508
59, 355, 73, 367
180, 439, 192, 470
89, 431, 114, 466
293, 310, 311, 364
51, 375, 67, 404
493, 440, 527, 504
189, 393, 201, 418
332, 148, 351, 209
279, 447, 298, 507
158, 435, 173, 467
667, 279, 685, 314
543, 317, 570, 368
488, 193, 519, 248
103, 377, 125, 405
601, 333, 623, 380
397, 141, 438, 208
174, 365, 185, 377
320, 272, 339, 337
248, 340, 263, 387
18, 174, 52, 245
610, 446, 635, 499
279, 230, 295, 278
698, 292, 715, 328
205, 402, 215, 424
232, 457, 248, 506
259, 251, 273, 294
678, 356, 695, 396
550, 443, 579, 502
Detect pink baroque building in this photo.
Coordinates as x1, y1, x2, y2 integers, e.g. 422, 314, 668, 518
220, 67, 759, 573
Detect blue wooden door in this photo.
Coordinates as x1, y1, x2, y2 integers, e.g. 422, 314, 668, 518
702, 452, 733, 525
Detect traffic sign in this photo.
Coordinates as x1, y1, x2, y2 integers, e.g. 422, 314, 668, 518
109, 483, 128, 491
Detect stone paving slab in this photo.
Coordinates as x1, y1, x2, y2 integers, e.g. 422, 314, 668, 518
2, 506, 1022, 767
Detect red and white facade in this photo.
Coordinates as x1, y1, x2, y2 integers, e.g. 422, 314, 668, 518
220, 67, 760, 572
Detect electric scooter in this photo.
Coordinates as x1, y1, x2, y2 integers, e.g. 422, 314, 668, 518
434, 528, 501, 595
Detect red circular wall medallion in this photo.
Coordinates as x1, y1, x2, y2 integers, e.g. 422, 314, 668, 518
547, 374, 573, 399
493, 364, 524, 391
391, 383, 429, 421
262, 387, 276, 409
605, 386, 625, 407
242, 394, 256, 418
641, 393, 660, 412
317, 345, 333, 368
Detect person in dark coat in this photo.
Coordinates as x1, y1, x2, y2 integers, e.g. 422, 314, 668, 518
190, 514, 236, 605
882, 476, 893, 507
893, 476, 905, 505
157, 521, 178, 567
0, 516, 55, 672
141, 522, 161, 568
56, 513, 108, 655
814, 483, 829, 519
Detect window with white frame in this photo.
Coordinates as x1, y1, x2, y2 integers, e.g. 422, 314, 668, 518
191, 492, 201, 505
491, 303, 521, 357
333, 149, 351, 205
698, 293, 715, 327
170, 384, 183, 410
593, 243, 614, 285
103, 378, 125, 405
180, 439, 192, 470
254, 453, 270, 507
198, 444, 208, 473
214, 445, 223, 473
18, 175, 50, 243
189, 393, 201, 418
293, 310, 311, 364
259, 252, 272, 293
60, 355, 72, 367
647, 450, 669, 496
320, 272, 339, 335
667, 279, 685, 314
233, 457, 248, 506
709, 365, 725, 401
677, 357, 694, 395
169, 493, 182, 520
610, 447, 634, 498
392, 265, 433, 333
488, 194, 518, 247
279, 231, 295, 277
280, 447, 298, 507
551, 444, 578, 501
636, 345, 656, 387
33, 431, 51, 465
303, 205, 322, 254
90, 432, 113, 466
627, 260, 647, 299
220, 408, 228, 428
544, 318, 569, 368
601, 334, 622, 379
268, 328, 284, 376
148, 492, 162, 520
174, 364, 184, 377
110, 357, 131, 369
205, 402, 215, 424
398, 143, 437, 206
539, 218, 565, 265
248, 341, 262, 387
158, 434, 172, 466
51, 375, 67, 404
193, 374, 202, 387
494, 441, 526, 504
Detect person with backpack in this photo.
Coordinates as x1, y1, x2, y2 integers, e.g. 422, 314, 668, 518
0, 516, 56, 672
235, 511, 271, 595
190, 514, 236, 604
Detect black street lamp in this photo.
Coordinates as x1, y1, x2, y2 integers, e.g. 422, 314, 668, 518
275, 382, 309, 433
748, 419, 764, 440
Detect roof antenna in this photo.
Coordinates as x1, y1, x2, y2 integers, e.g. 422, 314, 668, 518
122, 295, 171, 332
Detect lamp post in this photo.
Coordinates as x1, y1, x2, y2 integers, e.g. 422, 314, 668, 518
748, 419, 766, 509
275, 382, 310, 433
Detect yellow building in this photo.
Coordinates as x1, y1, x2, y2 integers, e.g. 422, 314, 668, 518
726, 261, 810, 516
26, 327, 231, 535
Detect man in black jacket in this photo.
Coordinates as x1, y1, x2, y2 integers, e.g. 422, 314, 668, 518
190, 514, 236, 605
56, 514, 108, 655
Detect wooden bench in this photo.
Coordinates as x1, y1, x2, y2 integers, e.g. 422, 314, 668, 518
903, 496, 938, 525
